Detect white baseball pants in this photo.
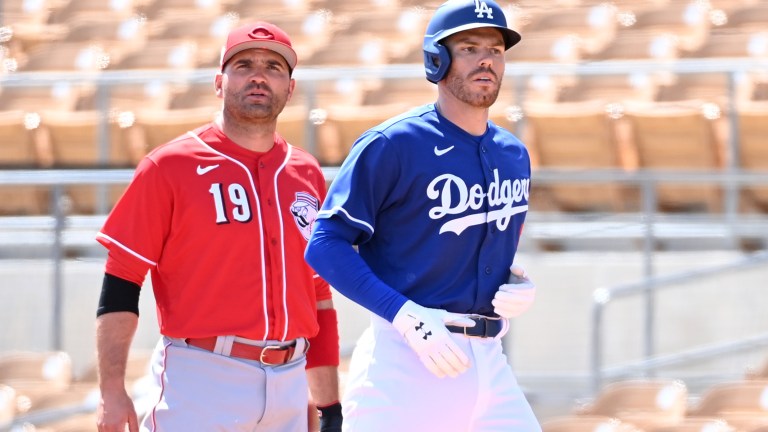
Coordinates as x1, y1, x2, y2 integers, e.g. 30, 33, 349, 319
341, 314, 541, 432
137, 336, 309, 431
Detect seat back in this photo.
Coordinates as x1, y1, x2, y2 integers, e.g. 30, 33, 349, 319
691, 381, 768, 417
577, 379, 689, 429
0, 351, 73, 392
737, 103, 768, 212
543, 415, 643, 432
653, 417, 736, 432
525, 100, 637, 212
625, 101, 724, 212
315, 103, 408, 165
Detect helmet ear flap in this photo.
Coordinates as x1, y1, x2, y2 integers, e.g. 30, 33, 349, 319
424, 43, 451, 84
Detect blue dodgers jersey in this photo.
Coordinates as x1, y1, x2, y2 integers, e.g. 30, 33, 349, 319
318, 104, 530, 315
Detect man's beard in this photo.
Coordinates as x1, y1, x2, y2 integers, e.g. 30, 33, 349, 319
443, 69, 501, 108
226, 84, 289, 122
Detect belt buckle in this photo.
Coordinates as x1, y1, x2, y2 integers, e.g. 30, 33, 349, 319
464, 315, 485, 338
465, 314, 502, 338
259, 345, 286, 366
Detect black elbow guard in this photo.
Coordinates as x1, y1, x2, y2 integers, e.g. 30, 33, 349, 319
97, 273, 141, 317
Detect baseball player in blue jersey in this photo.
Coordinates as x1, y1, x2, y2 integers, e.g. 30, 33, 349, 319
305, 0, 540, 430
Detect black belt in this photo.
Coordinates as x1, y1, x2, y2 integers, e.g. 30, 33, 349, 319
445, 315, 505, 338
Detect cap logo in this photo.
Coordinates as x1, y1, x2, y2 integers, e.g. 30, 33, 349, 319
249, 27, 275, 40
474, 0, 494, 19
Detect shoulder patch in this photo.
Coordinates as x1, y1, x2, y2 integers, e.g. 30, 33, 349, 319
290, 192, 320, 241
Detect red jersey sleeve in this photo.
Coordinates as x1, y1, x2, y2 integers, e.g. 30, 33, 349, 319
97, 156, 173, 276
314, 274, 332, 302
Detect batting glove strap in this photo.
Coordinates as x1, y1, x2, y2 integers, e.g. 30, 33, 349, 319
392, 300, 474, 378
318, 401, 342, 432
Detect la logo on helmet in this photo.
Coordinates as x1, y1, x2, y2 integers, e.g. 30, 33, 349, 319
474, 0, 494, 19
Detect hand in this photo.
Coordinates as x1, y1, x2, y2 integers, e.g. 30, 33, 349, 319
392, 300, 475, 378
317, 401, 343, 432
491, 264, 536, 319
96, 388, 139, 432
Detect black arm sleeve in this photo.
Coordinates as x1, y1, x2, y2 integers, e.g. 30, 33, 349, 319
96, 273, 141, 317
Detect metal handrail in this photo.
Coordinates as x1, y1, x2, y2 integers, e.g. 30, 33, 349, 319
590, 249, 768, 394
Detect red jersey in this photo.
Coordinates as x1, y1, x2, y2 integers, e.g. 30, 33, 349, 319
97, 123, 331, 341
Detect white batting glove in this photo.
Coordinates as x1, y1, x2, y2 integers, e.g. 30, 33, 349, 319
392, 300, 475, 378
491, 264, 536, 319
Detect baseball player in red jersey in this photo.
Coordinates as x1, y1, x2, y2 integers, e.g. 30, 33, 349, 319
94, 22, 342, 431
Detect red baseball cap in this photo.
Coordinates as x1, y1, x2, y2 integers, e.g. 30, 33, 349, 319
220, 22, 298, 72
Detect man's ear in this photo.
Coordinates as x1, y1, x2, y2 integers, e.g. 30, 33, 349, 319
214, 73, 224, 98
287, 78, 296, 103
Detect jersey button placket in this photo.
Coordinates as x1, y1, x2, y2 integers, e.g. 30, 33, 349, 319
484, 266, 492, 275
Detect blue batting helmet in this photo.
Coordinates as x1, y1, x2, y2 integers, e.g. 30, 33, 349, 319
423, 0, 521, 83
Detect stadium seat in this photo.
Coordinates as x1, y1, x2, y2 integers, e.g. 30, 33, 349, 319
624, 100, 725, 212
304, 34, 391, 67
0, 110, 50, 215
60, 15, 148, 49
276, 104, 312, 151
689, 380, 768, 415
15, 383, 98, 414
295, 77, 381, 110
314, 102, 409, 165
33, 110, 137, 213
651, 417, 737, 432
0, 83, 88, 113
76, 81, 176, 113
0, 350, 72, 393
0, 110, 43, 168
315, 0, 405, 14
542, 414, 643, 432
108, 38, 199, 70
168, 82, 221, 111
138, 0, 225, 21
505, 31, 584, 63
589, 29, 681, 61
686, 30, 768, 59
523, 100, 639, 212
227, 0, 318, 16
17, 41, 117, 72
77, 349, 153, 385
573, 379, 689, 430
131, 106, 220, 152
46, 0, 137, 23
735, 102, 768, 212
557, 73, 659, 103
518, 3, 618, 58
235, 11, 336, 65
36, 110, 138, 168
338, 8, 429, 62
146, 11, 238, 68
33, 411, 98, 432
0, 0, 52, 26
361, 76, 437, 108
627, 1, 710, 54
655, 72, 748, 106
1, 0, 62, 57
715, 2, 768, 31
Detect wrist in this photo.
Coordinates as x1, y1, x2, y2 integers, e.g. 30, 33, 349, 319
318, 401, 343, 431
317, 400, 342, 413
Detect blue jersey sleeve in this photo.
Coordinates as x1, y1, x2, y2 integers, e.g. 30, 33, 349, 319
305, 217, 408, 322
315, 130, 402, 242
